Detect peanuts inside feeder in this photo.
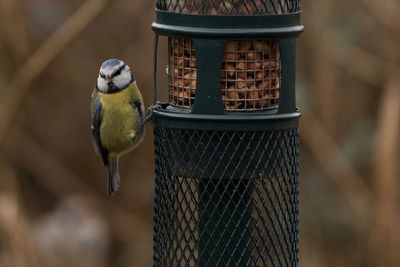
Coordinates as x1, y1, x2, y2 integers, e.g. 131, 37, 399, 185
168, 38, 281, 112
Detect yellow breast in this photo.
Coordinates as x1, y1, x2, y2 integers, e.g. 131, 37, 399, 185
98, 83, 144, 155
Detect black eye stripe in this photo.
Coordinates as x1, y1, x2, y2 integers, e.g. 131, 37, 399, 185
111, 64, 126, 78
100, 73, 106, 79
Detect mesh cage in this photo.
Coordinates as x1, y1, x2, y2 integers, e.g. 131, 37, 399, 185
153, 127, 299, 266
168, 38, 197, 109
156, 0, 300, 15
168, 38, 281, 112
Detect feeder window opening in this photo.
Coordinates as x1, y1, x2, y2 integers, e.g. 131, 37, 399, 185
168, 38, 281, 112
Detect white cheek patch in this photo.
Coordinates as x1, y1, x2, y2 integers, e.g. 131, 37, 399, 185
112, 69, 132, 89
97, 77, 107, 92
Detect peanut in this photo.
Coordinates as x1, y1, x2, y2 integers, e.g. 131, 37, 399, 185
253, 41, 270, 53
263, 60, 277, 69
177, 90, 190, 103
177, 57, 185, 67
238, 41, 252, 51
236, 78, 246, 89
226, 41, 237, 52
225, 52, 237, 61
236, 71, 246, 80
273, 77, 280, 88
190, 59, 196, 67
190, 71, 197, 89
255, 71, 264, 80
246, 90, 260, 107
227, 89, 240, 100
173, 45, 184, 57
247, 61, 262, 71
210, 8, 218, 15
183, 72, 191, 86
184, 40, 193, 50
247, 52, 261, 60
226, 63, 235, 77
237, 61, 245, 70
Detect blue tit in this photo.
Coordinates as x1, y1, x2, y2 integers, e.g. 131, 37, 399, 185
91, 58, 145, 196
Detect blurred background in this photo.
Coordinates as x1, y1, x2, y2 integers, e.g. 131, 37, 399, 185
0, 0, 399, 266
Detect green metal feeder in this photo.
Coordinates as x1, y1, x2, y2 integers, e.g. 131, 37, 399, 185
151, 1, 303, 266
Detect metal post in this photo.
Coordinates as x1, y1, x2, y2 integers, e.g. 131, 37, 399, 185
199, 180, 253, 266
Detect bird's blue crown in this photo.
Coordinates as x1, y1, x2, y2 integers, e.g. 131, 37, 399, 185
101, 58, 123, 70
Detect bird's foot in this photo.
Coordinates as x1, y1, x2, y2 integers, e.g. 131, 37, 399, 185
145, 102, 163, 123
139, 102, 164, 129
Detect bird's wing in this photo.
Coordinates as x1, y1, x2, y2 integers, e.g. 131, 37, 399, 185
129, 82, 146, 133
129, 99, 145, 140
91, 88, 109, 166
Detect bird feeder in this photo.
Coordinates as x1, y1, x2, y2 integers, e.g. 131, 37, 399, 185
152, 1, 302, 266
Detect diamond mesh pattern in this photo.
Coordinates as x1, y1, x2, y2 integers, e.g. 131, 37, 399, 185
156, 0, 300, 15
153, 127, 299, 266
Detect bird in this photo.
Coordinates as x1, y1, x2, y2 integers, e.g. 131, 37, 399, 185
91, 58, 146, 196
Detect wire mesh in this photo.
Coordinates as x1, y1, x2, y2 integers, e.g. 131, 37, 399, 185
156, 0, 300, 15
168, 38, 197, 109
153, 127, 299, 266
222, 40, 280, 111
168, 38, 281, 112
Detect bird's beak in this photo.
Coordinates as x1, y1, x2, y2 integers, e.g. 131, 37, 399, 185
105, 78, 112, 84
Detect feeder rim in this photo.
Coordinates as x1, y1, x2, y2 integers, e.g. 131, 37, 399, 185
154, 108, 300, 118
153, 11, 302, 37
152, 23, 303, 38
153, 109, 300, 131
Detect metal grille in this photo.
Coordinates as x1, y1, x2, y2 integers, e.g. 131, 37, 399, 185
168, 38, 281, 112
153, 127, 299, 266
157, 0, 300, 15
168, 38, 196, 108
222, 40, 280, 111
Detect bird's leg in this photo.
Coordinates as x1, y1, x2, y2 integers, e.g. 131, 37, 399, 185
145, 102, 162, 122
138, 102, 163, 129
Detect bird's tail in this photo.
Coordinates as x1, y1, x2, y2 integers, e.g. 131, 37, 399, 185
107, 158, 120, 197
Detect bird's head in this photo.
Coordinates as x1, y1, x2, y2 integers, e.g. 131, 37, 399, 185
96, 59, 133, 93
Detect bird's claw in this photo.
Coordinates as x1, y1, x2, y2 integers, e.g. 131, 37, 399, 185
139, 102, 164, 129
145, 102, 163, 122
